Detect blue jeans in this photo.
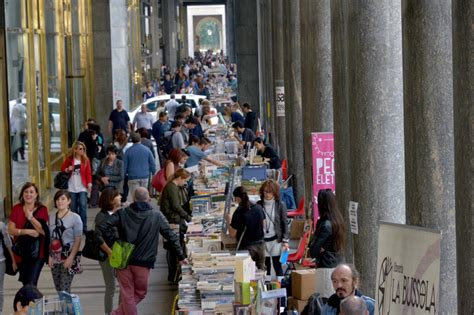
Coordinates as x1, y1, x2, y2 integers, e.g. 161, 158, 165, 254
70, 191, 88, 231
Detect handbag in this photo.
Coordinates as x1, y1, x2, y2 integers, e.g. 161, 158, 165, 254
12, 234, 40, 259
82, 230, 106, 262
54, 171, 70, 189
109, 217, 148, 269
109, 241, 135, 269
151, 168, 166, 193
0, 233, 17, 276
68, 251, 83, 275
12, 207, 42, 260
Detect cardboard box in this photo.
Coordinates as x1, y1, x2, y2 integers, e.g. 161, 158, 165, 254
290, 219, 306, 239
287, 297, 308, 313
291, 269, 317, 300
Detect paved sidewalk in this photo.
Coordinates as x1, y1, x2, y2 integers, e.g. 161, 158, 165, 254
4, 207, 177, 315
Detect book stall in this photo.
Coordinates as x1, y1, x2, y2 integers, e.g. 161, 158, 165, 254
174, 123, 300, 315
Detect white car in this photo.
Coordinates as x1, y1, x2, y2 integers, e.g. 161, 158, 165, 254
128, 94, 219, 124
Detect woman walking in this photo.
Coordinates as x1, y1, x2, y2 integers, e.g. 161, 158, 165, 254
8, 182, 50, 286
48, 190, 83, 293
61, 141, 92, 233
95, 187, 121, 314
0, 220, 16, 313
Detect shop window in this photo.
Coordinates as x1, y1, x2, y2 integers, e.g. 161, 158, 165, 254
45, 0, 63, 158
6, 1, 29, 195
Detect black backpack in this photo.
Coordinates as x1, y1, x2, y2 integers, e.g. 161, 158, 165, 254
160, 131, 177, 159
301, 293, 327, 315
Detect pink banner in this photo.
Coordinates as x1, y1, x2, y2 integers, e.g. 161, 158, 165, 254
312, 132, 335, 226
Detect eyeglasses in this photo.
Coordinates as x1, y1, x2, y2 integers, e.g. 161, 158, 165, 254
77, 147, 84, 151
264, 190, 273, 194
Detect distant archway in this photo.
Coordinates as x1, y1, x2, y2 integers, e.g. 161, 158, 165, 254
195, 17, 223, 52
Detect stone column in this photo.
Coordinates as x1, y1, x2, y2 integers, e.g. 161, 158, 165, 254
109, 1, 130, 108
330, 0, 353, 262
235, 0, 260, 118
299, 0, 333, 211
347, 0, 405, 296
271, 0, 286, 159
402, 1, 456, 312
453, 0, 474, 313
282, 0, 304, 203
225, 0, 236, 63
92, 0, 114, 136
258, 0, 273, 146
162, 0, 178, 71
150, 0, 163, 72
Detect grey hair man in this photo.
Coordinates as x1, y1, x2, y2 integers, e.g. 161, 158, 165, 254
341, 295, 369, 315
97, 187, 187, 314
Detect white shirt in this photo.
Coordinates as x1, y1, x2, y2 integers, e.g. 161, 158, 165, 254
133, 111, 155, 129
263, 199, 276, 237
68, 159, 87, 193
165, 99, 179, 120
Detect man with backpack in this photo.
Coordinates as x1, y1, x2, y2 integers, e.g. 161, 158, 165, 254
163, 121, 186, 155
96, 187, 186, 315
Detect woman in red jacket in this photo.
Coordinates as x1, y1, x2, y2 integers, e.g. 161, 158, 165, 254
8, 182, 50, 286
61, 141, 92, 233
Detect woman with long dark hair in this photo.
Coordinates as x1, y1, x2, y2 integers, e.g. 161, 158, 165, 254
309, 188, 346, 297
8, 182, 50, 286
95, 187, 121, 314
224, 186, 266, 270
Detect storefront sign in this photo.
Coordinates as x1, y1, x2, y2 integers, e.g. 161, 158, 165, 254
375, 222, 440, 315
311, 132, 335, 224
275, 86, 285, 117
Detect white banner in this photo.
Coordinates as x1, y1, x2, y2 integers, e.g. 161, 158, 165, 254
375, 222, 440, 315
275, 86, 285, 117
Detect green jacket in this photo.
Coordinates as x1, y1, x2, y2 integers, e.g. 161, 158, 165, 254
160, 182, 191, 224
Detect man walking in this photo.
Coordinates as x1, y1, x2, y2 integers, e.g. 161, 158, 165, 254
97, 187, 186, 315
123, 133, 156, 202
108, 100, 131, 140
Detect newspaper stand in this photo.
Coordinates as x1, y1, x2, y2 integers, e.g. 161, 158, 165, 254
28, 292, 82, 315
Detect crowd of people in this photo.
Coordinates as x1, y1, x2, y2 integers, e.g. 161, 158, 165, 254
0, 56, 374, 315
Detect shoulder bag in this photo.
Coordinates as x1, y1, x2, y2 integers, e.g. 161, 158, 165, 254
109, 218, 148, 269
54, 171, 70, 190
12, 208, 42, 259
82, 229, 107, 262
151, 168, 167, 193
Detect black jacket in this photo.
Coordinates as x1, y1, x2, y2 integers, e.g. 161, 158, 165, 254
309, 215, 343, 268
96, 201, 184, 268
259, 145, 282, 169
244, 111, 258, 134
257, 199, 289, 243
